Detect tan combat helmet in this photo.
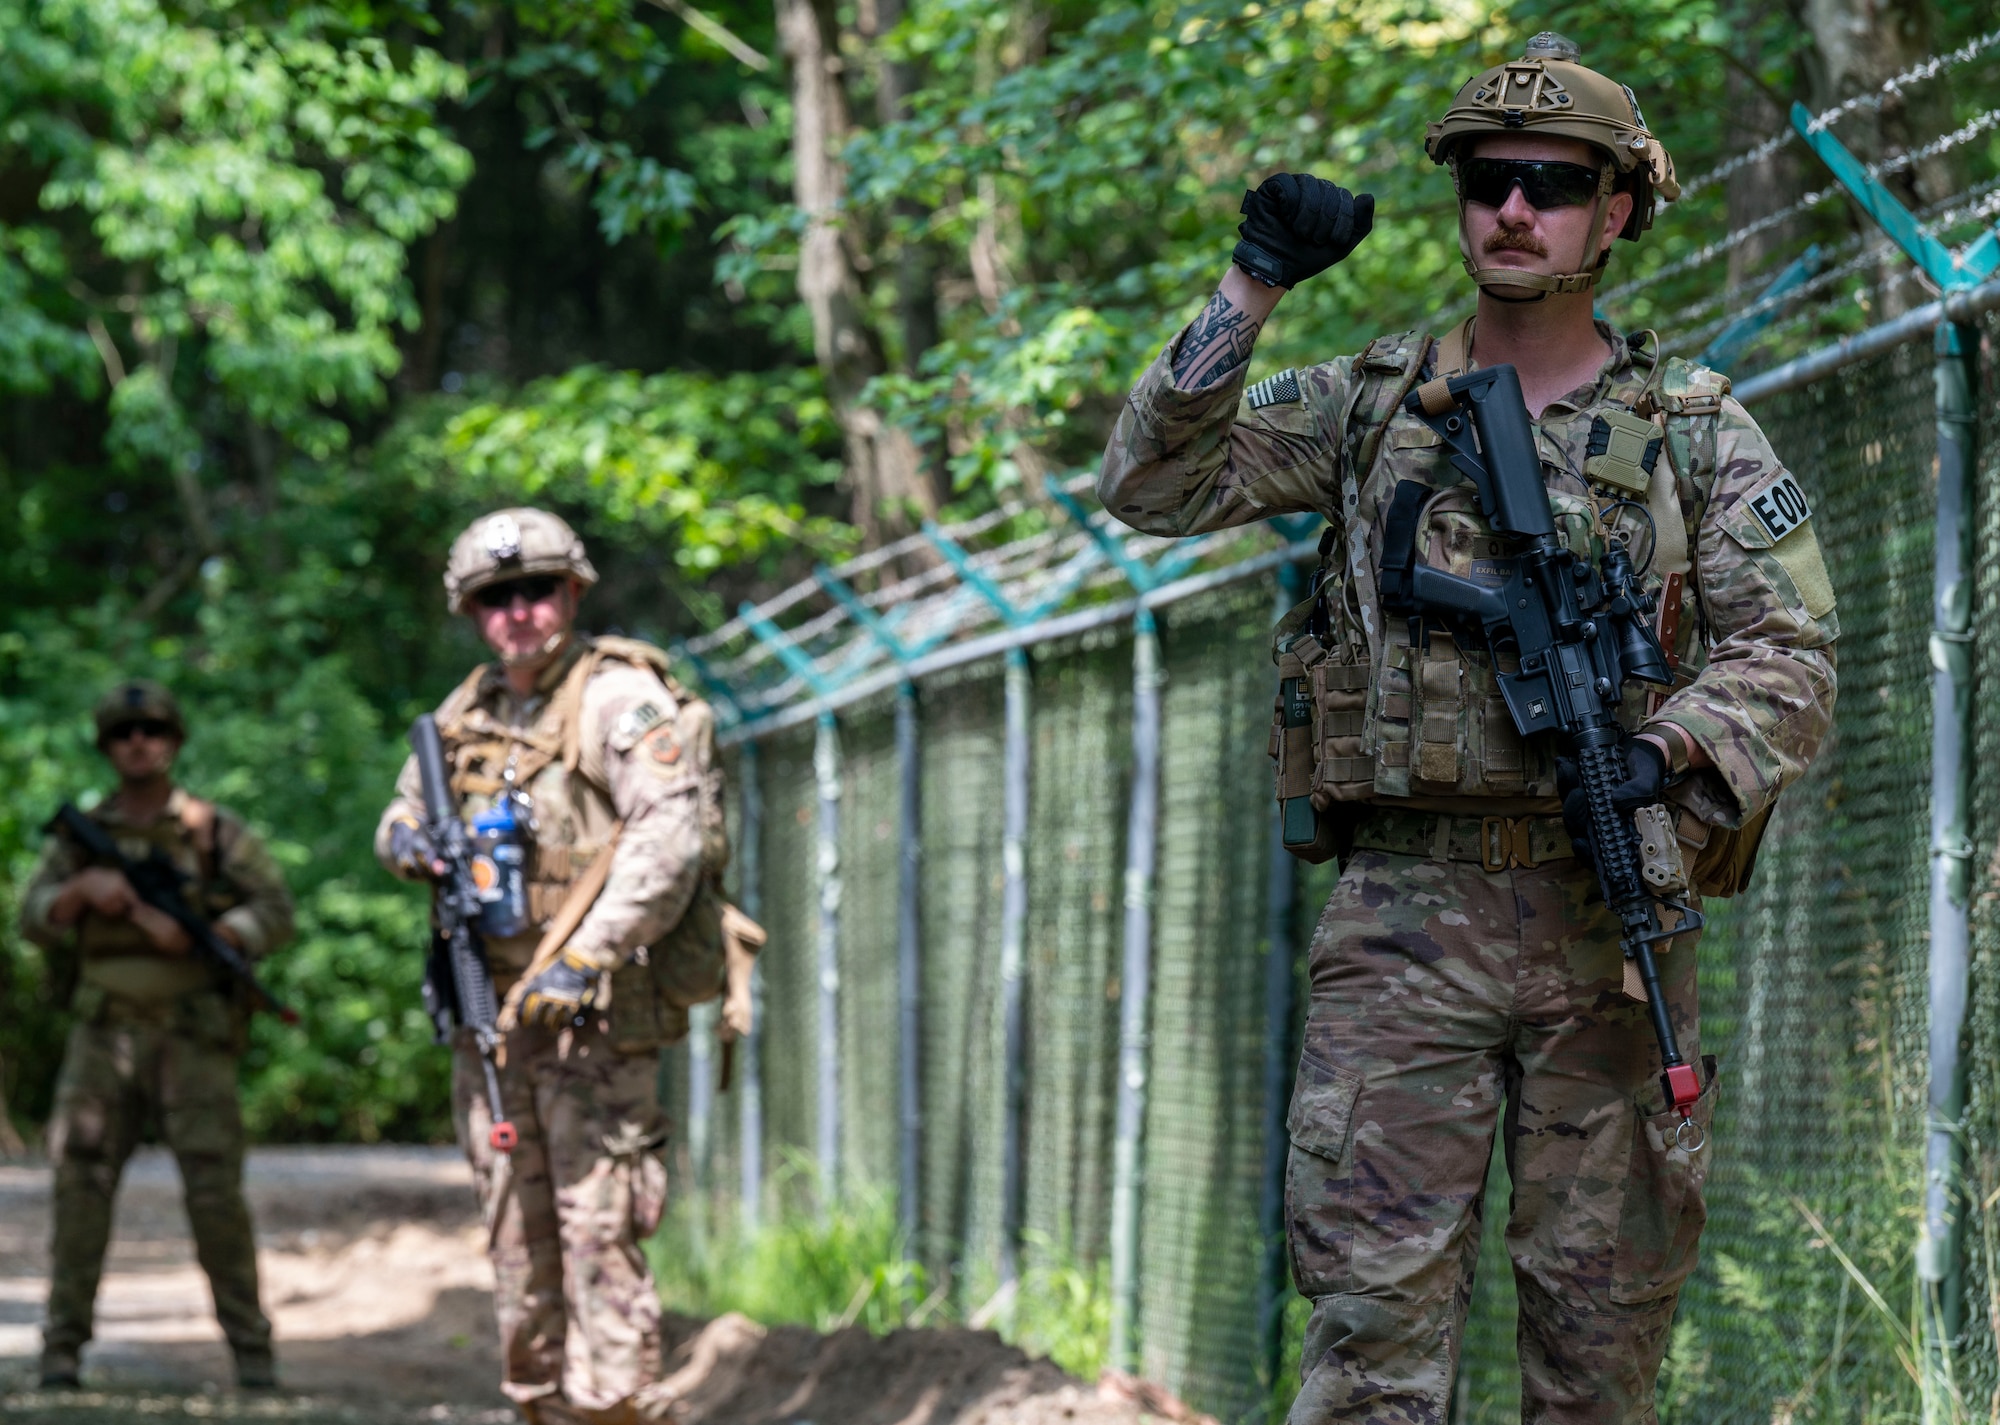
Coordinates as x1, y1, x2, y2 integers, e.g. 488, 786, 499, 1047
1426, 32, 1680, 298
444, 507, 599, 616
94, 679, 185, 745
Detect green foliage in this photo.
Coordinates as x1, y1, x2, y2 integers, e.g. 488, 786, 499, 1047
651, 1165, 1112, 1377
424, 365, 848, 605
652, 1161, 931, 1331
1012, 1232, 1113, 1381
2, 0, 471, 458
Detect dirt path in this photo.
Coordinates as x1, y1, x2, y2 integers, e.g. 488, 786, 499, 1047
0, 1145, 507, 1423
0, 1148, 1211, 1425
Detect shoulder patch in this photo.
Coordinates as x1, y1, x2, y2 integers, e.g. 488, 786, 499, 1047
1246, 369, 1302, 409
639, 721, 682, 770
1744, 470, 1813, 543
612, 700, 667, 751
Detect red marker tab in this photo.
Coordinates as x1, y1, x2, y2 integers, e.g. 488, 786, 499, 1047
490, 1121, 519, 1154
1661, 1063, 1701, 1118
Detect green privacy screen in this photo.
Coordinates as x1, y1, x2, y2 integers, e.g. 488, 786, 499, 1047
669, 314, 2000, 1423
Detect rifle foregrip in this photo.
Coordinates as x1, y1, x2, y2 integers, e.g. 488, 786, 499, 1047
1577, 742, 1645, 902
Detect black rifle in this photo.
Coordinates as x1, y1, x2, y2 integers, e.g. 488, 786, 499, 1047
50, 803, 297, 1025
1380, 364, 1707, 1139
410, 713, 518, 1154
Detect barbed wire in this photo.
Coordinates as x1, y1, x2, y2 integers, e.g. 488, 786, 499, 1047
1603, 104, 2000, 306
1675, 27, 2000, 202
1653, 174, 2000, 340
1658, 189, 2000, 369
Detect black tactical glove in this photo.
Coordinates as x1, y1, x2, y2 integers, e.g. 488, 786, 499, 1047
1234, 174, 1375, 288
516, 950, 604, 1031
389, 819, 441, 880
1557, 738, 1667, 873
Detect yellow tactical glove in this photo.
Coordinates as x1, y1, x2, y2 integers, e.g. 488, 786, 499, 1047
515, 949, 605, 1030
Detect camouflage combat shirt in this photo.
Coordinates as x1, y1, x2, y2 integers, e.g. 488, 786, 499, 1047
1099, 319, 1839, 826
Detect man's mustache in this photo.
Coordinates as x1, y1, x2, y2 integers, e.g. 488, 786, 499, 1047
1484, 228, 1548, 256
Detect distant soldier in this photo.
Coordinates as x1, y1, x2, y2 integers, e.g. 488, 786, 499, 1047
22, 680, 295, 1389
377, 509, 739, 1425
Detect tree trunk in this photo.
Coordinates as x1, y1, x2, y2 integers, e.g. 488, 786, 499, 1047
1722, 53, 1810, 298
777, 0, 934, 548
1793, 0, 1957, 318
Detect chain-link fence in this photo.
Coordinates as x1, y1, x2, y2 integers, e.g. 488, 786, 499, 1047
663, 308, 2000, 1421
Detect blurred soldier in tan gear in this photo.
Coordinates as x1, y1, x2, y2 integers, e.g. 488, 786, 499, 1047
377, 508, 734, 1425
22, 680, 295, 1389
1100, 34, 1837, 1422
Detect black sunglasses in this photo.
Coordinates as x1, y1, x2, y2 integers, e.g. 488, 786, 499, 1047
471, 575, 564, 610
106, 719, 176, 743
1457, 158, 1605, 211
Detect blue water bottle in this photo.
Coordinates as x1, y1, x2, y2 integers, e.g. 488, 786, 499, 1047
469, 790, 531, 939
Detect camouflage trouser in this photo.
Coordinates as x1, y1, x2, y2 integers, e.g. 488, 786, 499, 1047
454, 1018, 671, 1420
1286, 851, 1717, 1425
43, 994, 270, 1372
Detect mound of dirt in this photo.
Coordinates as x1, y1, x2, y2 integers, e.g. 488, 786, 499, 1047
653, 1313, 1217, 1425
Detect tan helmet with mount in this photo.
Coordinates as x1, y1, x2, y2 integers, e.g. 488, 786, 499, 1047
444, 507, 599, 616
1425, 32, 1680, 298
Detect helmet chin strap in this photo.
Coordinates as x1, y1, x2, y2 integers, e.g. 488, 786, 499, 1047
500, 627, 574, 673
1457, 165, 1613, 302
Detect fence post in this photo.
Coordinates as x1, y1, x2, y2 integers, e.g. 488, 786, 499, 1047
738, 739, 765, 1233
688, 1003, 714, 1192
812, 710, 844, 1208
896, 680, 924, 1252
1110, 607, 1163, 1372
996, 647, 1032, 1292
1258, 558, 1306, 1389
925, 522, 1042, 1291
1923, 317, 1978, 1346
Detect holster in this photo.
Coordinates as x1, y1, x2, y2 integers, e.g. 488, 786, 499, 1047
1677, 802, 1774, 898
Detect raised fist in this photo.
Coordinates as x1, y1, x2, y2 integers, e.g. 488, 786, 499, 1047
1234, 174, 1375, 288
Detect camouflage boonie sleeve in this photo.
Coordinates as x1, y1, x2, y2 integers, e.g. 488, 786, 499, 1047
1097, 319, 1358, 535
562, 663, 706, 973
1647, 397, 1839, 826
18, 833, 85, 949
213, 810, 296, 961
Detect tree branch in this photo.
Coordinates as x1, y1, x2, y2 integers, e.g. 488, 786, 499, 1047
641, 0, 770, 71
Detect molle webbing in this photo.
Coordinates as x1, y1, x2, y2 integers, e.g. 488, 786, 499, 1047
1313, 658, 1371, 789
1414, 631, 1465, 785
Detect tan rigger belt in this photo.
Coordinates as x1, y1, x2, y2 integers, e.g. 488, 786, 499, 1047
1351, 808, 1574, 872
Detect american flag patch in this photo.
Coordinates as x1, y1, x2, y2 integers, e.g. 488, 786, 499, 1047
1246, 369, 1302, 409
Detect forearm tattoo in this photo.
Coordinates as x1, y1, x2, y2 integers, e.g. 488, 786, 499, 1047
1172, 290, 1262, 391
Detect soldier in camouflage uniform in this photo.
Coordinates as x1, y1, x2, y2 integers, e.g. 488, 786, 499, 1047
22, 680, 295, 1389
1100, 35, 1838, 1423
377, 509, 725, 1425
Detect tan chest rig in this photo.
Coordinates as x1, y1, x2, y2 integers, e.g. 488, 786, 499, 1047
439, 636, 744, 1049
1270, 322, 1762, 892
74, 796, 241, 961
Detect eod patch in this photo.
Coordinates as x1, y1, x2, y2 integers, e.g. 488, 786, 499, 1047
1746, 471, 1812, 542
